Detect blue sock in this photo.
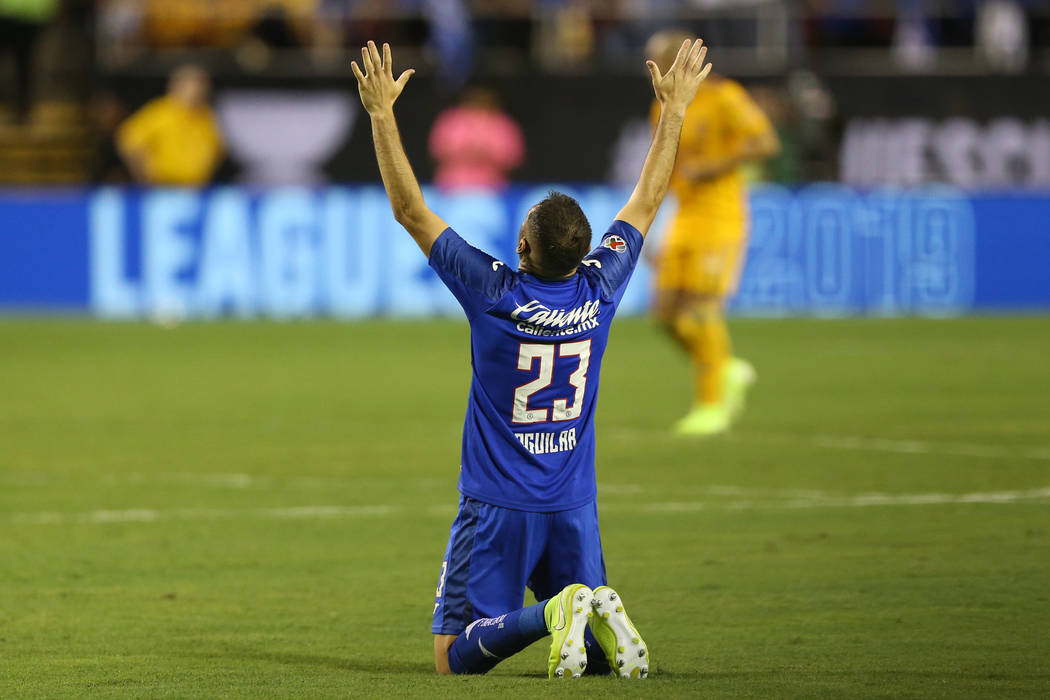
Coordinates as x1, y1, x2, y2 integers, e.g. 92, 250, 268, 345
447, 600, 549, 675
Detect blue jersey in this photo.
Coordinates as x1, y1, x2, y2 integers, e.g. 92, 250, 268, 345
428, 219, 643, 512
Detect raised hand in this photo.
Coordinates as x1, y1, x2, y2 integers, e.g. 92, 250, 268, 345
351, 41, 415, 115
646, 38, 712, 113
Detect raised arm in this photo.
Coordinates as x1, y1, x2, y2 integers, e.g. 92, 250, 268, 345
616, 39, 712, 237
351, 41, 447, 256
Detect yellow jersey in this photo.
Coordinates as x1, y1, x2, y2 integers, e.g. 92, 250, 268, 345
117, 96, 224, 186
651, 77, 773, 222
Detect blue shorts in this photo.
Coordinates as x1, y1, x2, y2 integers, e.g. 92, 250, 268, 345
431, 496, 607, 635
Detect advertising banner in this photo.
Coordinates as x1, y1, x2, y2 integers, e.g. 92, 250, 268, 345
1, 185, 1047, 318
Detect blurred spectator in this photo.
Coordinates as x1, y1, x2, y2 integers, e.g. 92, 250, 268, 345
117, 65, 224, 186
785, 69, 838, 181
429, 86, 524, 190
535, 0, 595, 70
0, 0, 59, 122
893, 0, 936, 70
977, 0, 1029, 71
98, 0, 142, 55
422, 0, 474, 83
141, 0, 315, 49
143, 0, 217, 47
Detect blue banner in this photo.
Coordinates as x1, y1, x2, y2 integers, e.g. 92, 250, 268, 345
0, 185, 1047, 317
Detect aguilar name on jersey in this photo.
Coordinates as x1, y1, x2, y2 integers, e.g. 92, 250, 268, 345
428, 221, 642, 512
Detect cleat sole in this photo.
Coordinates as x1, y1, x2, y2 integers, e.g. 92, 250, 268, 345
588, 586, 650, 680
547, 584, 593, 680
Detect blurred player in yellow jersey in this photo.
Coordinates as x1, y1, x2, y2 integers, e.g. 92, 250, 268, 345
646, 30, 780, 436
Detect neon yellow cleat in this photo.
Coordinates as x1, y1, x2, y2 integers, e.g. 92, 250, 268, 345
673, 403, 730, 436
588, 586, 649, 678
723, 357, 757, 422
544, 583, 594, 679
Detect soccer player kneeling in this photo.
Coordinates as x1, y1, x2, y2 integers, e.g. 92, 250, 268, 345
351, 38, 713, 679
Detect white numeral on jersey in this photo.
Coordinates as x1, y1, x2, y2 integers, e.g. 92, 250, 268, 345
552, 340, 591, 421
512, 340, 591, 424
513, 344, 554, 423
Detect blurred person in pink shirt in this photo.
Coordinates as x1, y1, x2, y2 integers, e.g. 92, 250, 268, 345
429, 87, 524, 190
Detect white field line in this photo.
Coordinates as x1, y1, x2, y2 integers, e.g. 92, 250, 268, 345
99, 472, 348, 490
6, 471, 451, 492
627, 486, 1050, 513
805, 434, 1050, 461
101, 472, 258, 489
6, 487, 1049, 525
745, 433, 1050, 461
4, 432, 1048, 494
9, 505, 395, 525
605, 427, 1050, 462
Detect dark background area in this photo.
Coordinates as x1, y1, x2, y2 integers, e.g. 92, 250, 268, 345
98, 72, 1050, 183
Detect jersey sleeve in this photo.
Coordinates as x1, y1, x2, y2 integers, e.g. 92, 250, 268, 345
581, 220, 644, 305
428, 227, 515, 317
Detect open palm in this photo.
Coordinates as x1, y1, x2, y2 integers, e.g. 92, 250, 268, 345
647, 38, 712, 113
351, 41, 415, 115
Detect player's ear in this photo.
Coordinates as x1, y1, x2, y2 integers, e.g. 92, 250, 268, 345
517, 237, 528, 256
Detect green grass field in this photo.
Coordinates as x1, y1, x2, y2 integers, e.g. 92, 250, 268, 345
2, 316, 1048, 698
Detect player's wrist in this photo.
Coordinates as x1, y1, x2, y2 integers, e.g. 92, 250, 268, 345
659, 104, 687, 124
369, 106, 396, 122
659, 96, 687, 113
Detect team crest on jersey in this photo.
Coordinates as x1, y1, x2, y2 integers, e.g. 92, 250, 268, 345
602, 235, 627, 253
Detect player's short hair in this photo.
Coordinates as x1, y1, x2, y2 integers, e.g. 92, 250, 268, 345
528, 191, 592, 277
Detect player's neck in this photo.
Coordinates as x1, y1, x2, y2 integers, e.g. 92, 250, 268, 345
519, 262, 577, 281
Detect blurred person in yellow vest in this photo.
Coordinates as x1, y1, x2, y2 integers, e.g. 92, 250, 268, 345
645, 30, 780, 436
117, 64, 224, 186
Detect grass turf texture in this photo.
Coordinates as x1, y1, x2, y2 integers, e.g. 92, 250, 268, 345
1, 317, 1048, 698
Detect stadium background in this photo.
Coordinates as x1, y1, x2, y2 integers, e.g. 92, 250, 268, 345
1, 1, 1048, 697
